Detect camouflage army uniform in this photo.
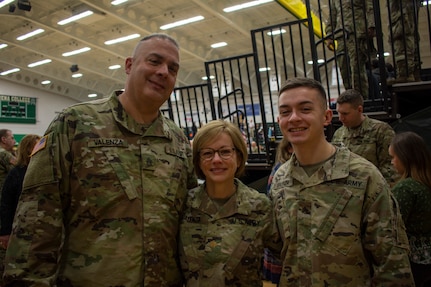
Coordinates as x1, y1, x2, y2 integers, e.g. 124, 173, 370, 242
0, 146, 15, 281
325, 0, 375, 99
0, 146, 15, 193
270, 146, 414, 286
3, 93, 197, 287
179, 179, 280, 287
388, 0, 421, 80
331, 115, 397, 185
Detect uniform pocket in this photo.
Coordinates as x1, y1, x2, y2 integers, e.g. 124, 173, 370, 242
314, 188, 357, 255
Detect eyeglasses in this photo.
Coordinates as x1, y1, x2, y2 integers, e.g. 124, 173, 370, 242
199, 147, 236, 161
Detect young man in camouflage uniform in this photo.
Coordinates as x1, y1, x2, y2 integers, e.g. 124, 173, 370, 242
270, 77, 414, 286
331, 89, 397, 185
325, 0, 375, 99
2, 34, 197, 286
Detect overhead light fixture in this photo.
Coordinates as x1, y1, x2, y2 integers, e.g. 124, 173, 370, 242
1, 68, 20, 76
259, 67, 271, 72
423, 1, 430, 6
72, 73, 83, 78
62, 47, 91, 57
211, 42, 227, 48
307, 59, 325, 65
160, 15, 204, 30
267, 29, 286, 36
17, 0, 31, 11
104, 33, 140, 45
202, 75, 215, 80
223, 0, 272, 13
88, 93, 97, 98
16, 28, 45, 41
111, 0, 128, 5
0, 0, 14, 9
58, 10, 94, 25
109, 64, 121, 70
28, 59, 52, 68
41, 80, 51, 85
0, 44, 8, 50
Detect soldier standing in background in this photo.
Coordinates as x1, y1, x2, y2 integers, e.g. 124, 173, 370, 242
270, 77, 414, 286
0, 129, 16, 194
325, 0, 375, 99
2, 34, 197, 286
331, 89, 397, 185
388, 0, 422, 83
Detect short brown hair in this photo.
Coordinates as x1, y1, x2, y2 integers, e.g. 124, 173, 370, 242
337, 89, 364, 108
279, 77, 328, 109
192, 120, 248, 179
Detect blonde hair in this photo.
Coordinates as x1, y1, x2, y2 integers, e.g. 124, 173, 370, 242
192, 120, 248, 179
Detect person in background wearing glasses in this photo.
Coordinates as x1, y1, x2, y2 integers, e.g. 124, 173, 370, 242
179, 120, 281, 286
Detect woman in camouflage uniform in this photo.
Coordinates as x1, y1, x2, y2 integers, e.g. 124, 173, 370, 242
179, 120, 280, 287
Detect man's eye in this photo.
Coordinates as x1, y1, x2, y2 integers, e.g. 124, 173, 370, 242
169, 66, 179, 73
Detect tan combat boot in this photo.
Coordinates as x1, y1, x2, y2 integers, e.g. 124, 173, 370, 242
387, 61, 415, 85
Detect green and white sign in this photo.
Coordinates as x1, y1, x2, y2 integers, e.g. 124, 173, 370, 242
0, 95, 36, 124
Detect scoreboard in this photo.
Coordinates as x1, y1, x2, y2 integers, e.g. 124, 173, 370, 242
0, 95, 36, 124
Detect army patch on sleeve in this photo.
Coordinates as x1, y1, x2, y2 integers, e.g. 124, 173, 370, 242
30, 135, 48, 157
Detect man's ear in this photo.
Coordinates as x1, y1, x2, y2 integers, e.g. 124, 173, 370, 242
358, 105, 363, 113
124, 57, 133, 75
323, 109, 333, 127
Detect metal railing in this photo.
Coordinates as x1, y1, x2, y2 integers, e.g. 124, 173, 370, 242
162, 0, 431, 166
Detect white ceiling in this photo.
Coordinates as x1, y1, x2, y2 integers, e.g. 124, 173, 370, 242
0, 0, 324, 102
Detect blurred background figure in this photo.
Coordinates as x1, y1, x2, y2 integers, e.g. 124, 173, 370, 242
331, 89, 397, 185
387, 0, 422, 83
263, 137, 293, 285
0, 129, 17, 195
0, 134, 40, 280
389, 131, 431, 287
325, 0, 375, 99
179, 120, 280, 286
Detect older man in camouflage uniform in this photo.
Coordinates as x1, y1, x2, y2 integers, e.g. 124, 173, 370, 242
325, 0, 375, 99
270, 78, 413, 286
388, 0, 422, 83
331, 89, 397, 185
3, 34, 197, 286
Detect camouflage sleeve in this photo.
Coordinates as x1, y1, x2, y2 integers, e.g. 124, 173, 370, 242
330, 126, 343, 144
3, 115, 70, 286
366, 0, 375, 28
375, 123, 396, 184
325, 1, 336, 35
362, 171, 414, 285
